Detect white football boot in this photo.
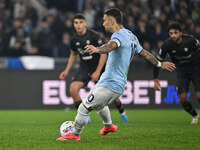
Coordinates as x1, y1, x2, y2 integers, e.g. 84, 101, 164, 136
191, 114, 199, 125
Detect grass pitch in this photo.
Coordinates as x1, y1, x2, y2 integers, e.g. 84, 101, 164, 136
0, 109, 199, 150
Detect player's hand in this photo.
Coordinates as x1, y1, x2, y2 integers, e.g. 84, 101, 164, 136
85, 45, 100, 55
91, 71, 100, 82
59, 71, 68, 80
161, 62, 176, 72
154, 79, 161, 91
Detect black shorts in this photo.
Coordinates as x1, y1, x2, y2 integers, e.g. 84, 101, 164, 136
71, 68, 91, 87
176, 70, 200, 94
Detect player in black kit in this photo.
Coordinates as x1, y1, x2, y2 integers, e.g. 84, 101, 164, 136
153, 22, 200, 124
59, 14, 128, 123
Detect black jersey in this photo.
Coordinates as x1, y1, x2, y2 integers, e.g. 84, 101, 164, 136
70, 29, 103, 73
158, 34, 200, 71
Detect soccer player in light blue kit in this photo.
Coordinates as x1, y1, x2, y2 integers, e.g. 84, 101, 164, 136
56, 8, 175, 141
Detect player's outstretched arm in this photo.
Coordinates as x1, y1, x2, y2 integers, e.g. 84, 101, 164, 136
85, 41, 118, 54
139, 49, 176, 72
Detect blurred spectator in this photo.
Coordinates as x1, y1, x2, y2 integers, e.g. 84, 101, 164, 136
8, 40, 27, 57
134, 19, 149, 45
36, 21, 56, 57
24, 0, 38, 27
23, 18, 33, 35
0, 1, 6, 22
3, 9, 13, 32
103, 0, 115, 12
179, 7, 189, 21
194, 26, 200, 40
63, 19, 74, 35
84, 2, 96, 28
128, 4, 140, 23
149, 21, 168, 49
116, 0, 126, 12
74, 0, 84, 13
0, 21, 7, 56
9, 26, 32, 54
163, 5, 173, 20
191, 10, 200, 25
153, 3, 161, 18
14, 0, 25, 19
125, 16, 135, 33
56, 32, 71, 58
18, 10, 25, 22
0, 0, 199, 58
29, 45, 39, 55
45, 7, 64, 42
10, 18, 23, 36
4, 0, 15, 18
159, 13, 168, 29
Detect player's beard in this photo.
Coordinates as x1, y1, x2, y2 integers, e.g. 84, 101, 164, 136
172, 36, 181, 43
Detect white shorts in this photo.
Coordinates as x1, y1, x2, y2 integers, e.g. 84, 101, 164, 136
82, 85, 121, 111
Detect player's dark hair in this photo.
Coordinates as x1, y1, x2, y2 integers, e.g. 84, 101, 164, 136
167, 22, 182, 32
104, 8, 123, 25
73, 14, 85, 21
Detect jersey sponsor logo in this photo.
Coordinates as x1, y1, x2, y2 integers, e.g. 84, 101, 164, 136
82, 56, 93, 60
181, 54, 191, 59
172, 50, 176, 53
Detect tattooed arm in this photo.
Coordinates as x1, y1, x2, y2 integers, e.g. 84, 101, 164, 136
84, 41, 118, 54
139, 49, 159, 66
139, 49, 175, 72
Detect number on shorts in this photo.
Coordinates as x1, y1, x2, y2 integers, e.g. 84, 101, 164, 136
87, 94, 94, 102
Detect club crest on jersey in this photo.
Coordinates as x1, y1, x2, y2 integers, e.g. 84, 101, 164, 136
86, 40, 90, 44
184, 47, 188, 52
76, 42, 80, 46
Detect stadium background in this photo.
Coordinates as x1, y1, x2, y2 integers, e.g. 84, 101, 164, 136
0, 0, 200, 109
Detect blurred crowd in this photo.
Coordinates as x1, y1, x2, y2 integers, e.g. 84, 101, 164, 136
0, 0, 200, 58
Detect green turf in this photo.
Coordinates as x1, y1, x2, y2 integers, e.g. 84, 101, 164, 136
0, 109, 199, 150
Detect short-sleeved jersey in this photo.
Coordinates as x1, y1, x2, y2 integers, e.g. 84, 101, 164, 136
70, 29, 103, 73
97, 29, 143, 94
158, 34, 200, 71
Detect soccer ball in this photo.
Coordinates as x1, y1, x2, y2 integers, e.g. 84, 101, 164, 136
59, 121, 75, 136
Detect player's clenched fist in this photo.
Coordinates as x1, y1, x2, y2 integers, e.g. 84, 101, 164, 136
59, 71, 68, 80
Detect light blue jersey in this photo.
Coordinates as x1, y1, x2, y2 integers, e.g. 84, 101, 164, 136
97, 29, 143, 94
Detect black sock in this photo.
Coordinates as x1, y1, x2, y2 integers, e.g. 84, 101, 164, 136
181, 101, 198, 117
114, 101, 124, 114
74, 101, 82, 109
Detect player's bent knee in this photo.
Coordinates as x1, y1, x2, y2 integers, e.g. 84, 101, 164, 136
178, 93, 188, 103
78, 103, 90, 116
195, 92, 200, 100
69, 86, 79, 95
